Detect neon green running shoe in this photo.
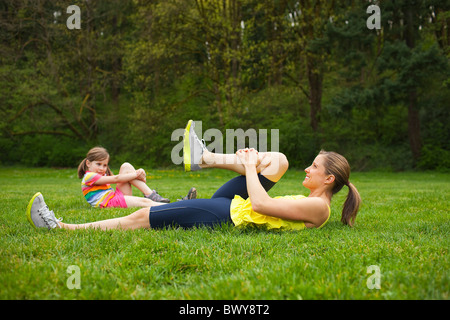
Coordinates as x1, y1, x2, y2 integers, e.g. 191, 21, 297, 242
183, 120, 207, 172
26, 192, 61, 230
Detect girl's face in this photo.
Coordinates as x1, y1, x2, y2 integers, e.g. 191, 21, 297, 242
86, 158, 109, 175
303, 155, 331, 189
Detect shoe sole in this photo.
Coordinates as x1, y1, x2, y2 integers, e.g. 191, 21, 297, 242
183, 120, 193, 172
26, 192, 42, 229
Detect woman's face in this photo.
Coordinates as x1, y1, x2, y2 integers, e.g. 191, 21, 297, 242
303, 155, 330, 189
86, 158, 109, 176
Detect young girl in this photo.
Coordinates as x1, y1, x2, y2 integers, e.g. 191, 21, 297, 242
77, 146, 196, 208
27, 121, 362, 231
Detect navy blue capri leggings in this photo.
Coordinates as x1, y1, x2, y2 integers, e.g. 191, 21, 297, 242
149, 174, 276, 229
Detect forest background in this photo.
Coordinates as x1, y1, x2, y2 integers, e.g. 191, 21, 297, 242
1, 0, 449, 172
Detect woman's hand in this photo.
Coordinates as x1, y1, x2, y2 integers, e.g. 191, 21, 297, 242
236, 148, 259, 169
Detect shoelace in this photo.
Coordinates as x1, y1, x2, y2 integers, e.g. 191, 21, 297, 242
177, 188, 197, 201
38, 206, 61, 229
149, 189, 169, 201
177, 194, 191, 201
194, 136, 207, 151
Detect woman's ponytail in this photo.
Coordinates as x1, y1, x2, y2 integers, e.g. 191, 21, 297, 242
319, 150, 362, 227
341, 182, 361, 227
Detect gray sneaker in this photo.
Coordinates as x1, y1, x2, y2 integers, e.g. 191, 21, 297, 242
183, 120, 207, 172
145, 190, 170, 203
26, 192, 61, 230
177, 187, 197, 201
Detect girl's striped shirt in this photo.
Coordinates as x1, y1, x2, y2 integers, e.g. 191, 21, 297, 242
81, 171, 114, 208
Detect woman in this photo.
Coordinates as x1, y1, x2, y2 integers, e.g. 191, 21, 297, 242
27, 120, 361, 231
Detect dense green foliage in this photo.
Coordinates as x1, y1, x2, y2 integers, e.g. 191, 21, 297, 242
1, 0, 449, 171
0, 167, 448, 299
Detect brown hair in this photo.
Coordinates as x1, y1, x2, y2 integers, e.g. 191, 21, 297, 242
319, 150, 361, 226
77, 146, 112, 179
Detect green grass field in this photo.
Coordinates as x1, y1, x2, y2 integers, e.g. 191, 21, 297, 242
0, 167, 448, 300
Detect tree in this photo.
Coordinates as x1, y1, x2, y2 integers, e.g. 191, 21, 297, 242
284, 0, 336, 132
0, 0, 135, 165
2, 0, 134, 135
379, 0, 449, 162
325, 0, 449, 168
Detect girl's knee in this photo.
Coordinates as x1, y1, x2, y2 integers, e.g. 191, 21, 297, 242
119, 162, 135, 173
124, 195, 153, 208
121, 162, 133, 168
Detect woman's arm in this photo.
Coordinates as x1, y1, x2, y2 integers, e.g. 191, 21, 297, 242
236, 149, 328, 227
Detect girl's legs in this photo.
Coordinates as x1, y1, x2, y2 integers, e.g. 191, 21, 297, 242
116, 162, 170, 206
123, 195, 165, 208
116, 162, 152, 196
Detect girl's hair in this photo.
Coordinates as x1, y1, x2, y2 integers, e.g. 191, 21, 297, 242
319, 150, 361, 227
77, 146, 112, 179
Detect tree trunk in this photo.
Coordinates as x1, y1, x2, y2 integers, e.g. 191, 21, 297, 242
307, 55, 323, 132
405, 5, 421, 162
408, 90, 421, 160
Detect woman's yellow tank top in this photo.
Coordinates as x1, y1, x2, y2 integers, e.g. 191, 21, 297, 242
230, 195, 330, 231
